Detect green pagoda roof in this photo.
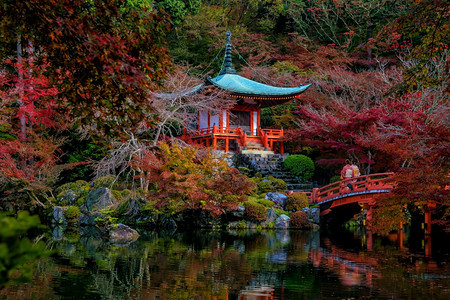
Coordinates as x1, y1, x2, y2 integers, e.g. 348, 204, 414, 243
156, 31, 311, 102
205, 73, 311, 97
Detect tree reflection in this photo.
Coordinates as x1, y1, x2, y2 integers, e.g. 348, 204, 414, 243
1, 228, 449, 300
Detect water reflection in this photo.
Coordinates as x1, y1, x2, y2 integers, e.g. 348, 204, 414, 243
1, 227, 449, 300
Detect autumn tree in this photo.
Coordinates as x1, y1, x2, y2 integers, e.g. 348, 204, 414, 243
145, 66, 232, 146
0, 0, 172, 135
0, 57, 68, 206
131, 143, 254, 216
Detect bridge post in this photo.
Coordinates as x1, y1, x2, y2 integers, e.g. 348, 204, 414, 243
424, 210, 432, 236
366, 230, 373, 251
311, 188, 319, 204
365, 204, 373, 230
397, 223, 404, 249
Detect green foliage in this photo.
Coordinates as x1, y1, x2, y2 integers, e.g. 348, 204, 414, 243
238, 166, 251, 176
121, 189, 132, 200
94, 208, 118, 227
283, 155, 315, 182
235, 220, 248, 229
251, 176, 287, 194
285, 193, 309, 212
0, 212, 50, 287
93, 175, 116, 189
290, 211, 311, 229
274, 208, 290, 217
111, 190, 123, 202
265, 221, 275, 229
329, 175, 341, 184
157, 0, 200, 25
244, 201, 267, 223
63, 206, 81, 223
58, 133, 106, 183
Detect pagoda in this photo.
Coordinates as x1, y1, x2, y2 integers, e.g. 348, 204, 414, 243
184, 31, 310, 153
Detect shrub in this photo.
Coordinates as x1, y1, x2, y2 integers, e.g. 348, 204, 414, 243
283, 155, 315, 182
93, 175, 116, 189
251, 176, 287, 194
244, 201, 267, 223
63, 206, 81, 223
286, 193, 309, 212
290, 211, 311, 229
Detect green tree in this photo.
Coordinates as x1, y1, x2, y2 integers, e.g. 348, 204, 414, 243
0, 211, 50, 287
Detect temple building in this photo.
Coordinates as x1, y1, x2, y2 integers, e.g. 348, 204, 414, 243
183, 31, 310, 153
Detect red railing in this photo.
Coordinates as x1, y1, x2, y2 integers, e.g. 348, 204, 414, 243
257, 127, 269, 149
310, 172, 395, 204
191, 126, 240, 136
261, 128, 283, 137
189, 126, 284, 138
235, 127, 247, 148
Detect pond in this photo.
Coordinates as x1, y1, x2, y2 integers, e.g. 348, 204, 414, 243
1, 226, 449, 299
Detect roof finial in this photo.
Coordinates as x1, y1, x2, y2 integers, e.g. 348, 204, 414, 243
219, 30, 236, 75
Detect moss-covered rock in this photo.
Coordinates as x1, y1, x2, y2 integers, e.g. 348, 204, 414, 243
55, 180, 90, 206
93, 175, 116, 189
64, 206, 81, 223
84, 188, 116, 212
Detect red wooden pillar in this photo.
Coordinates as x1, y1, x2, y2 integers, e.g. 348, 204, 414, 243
425, 235, 432, 258
280, 141, 284, 154
424, 210, 432, 235
397, 222, 404, 249
366, 230, 373, 251
225, 137, 229, 152
365, 204, 373, 230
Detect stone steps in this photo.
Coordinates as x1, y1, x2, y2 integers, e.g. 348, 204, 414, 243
237, 153, 310, 190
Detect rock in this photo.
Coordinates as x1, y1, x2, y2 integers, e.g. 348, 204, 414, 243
108, 224, 140, 244
57, 189, 78, 205
136, 211, 158, 229
119, 198, 144, 225
311, 223, 320, 231
265, 208, 277, 224
230, 205, 245, 219
275, 214, 290, 230
246, 221, 257, 229
78, 212, 101, 226
52, 226, 64, 241
84, 188, 115, 212
300, 207, 320, 224
52, 206, 67, 225
310, 208, 320, 224
265, 192, 287, 210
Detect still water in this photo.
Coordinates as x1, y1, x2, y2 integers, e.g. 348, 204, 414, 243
1, 227, 449, 299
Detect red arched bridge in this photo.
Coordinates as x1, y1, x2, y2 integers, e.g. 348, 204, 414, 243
308, 172, 395, 217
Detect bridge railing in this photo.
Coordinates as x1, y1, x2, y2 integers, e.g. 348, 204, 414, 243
311, 172, 395, 204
